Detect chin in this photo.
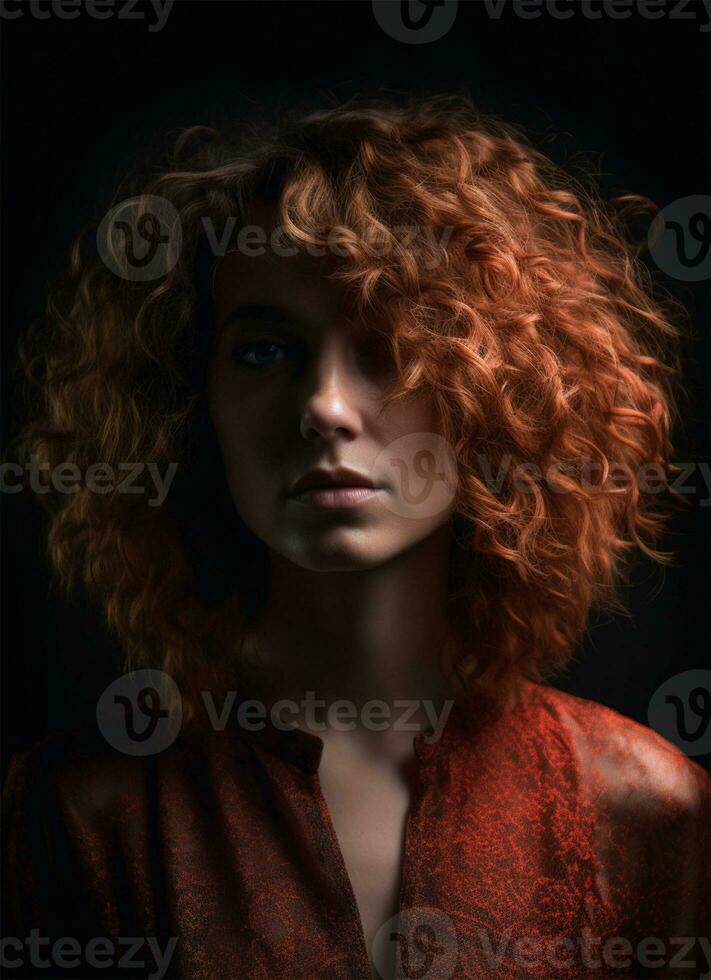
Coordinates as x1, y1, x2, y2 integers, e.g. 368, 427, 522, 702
281, 535, 393, 573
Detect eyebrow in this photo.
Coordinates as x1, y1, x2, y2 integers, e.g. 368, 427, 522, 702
219, 303, 293, 330
218, 302, 367, 339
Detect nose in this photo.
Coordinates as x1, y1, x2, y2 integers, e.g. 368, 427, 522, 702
299, 337, 364, 443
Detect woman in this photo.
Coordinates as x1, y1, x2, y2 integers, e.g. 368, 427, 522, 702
2, 92, 709, 979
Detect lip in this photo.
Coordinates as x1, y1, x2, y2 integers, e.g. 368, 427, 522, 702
289, 486, 385, 509
289, 466, 377, 497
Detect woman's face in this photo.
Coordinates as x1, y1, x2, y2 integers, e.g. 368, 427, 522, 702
206, 205, 457, 572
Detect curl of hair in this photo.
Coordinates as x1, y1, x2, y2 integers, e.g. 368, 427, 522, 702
8, 91, 691, 726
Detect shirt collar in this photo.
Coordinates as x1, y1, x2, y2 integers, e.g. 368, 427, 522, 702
229, 687, 507, 774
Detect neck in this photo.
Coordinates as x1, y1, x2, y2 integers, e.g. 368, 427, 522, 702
246, 522, 461, 712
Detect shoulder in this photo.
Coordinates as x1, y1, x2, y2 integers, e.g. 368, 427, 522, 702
514, 679, 711, 820
513, 682, 711, 942
2, 719, 210, 827
3, 725, 142, 825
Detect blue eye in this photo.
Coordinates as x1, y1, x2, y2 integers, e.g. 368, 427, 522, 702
233, 340, 288, 369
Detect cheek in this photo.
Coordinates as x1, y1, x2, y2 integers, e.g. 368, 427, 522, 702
207, 371, 249, 480
379, 389, 441, 441
209, 413, 270, 527
208, 357, 289, 440
206, 372, 285, 504
376, 393, 455, 524
210, 406, 259, 485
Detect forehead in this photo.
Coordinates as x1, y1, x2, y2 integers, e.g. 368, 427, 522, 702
213, 202, 352, 329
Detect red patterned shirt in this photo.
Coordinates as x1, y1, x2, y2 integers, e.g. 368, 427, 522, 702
2, 679, 710, 978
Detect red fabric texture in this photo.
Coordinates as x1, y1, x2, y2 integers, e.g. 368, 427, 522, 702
2, 679, 710, 979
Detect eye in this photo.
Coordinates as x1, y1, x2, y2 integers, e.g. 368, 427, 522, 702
232, 339, 289, 369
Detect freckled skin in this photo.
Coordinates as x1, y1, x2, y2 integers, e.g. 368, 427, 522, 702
206, 203, 455, 574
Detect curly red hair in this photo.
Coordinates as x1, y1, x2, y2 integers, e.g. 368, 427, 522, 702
9, 92, 690, 725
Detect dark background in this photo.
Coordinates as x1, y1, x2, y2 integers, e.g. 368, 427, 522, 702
2, 0, 710, 777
